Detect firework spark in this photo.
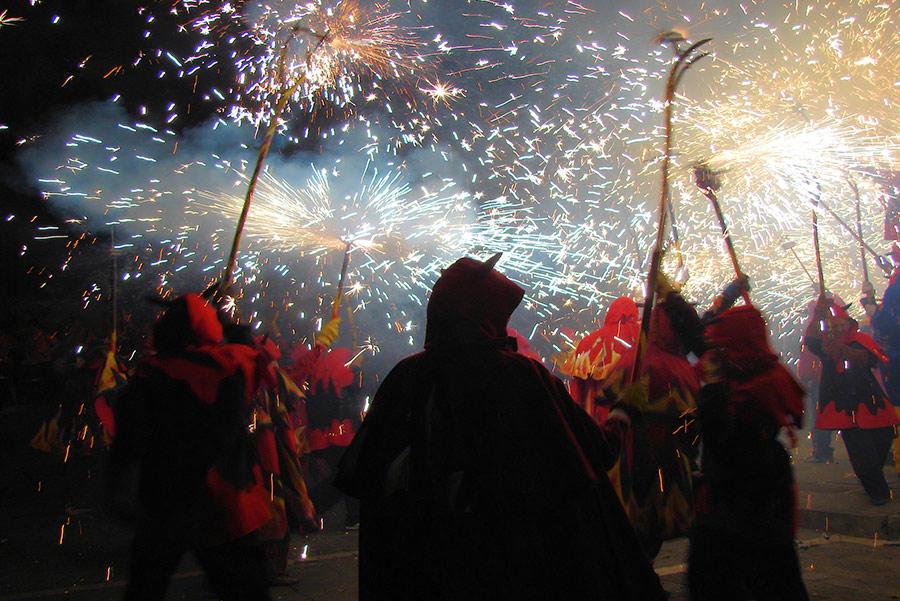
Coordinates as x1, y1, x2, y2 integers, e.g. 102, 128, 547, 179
181, 0, 422, 125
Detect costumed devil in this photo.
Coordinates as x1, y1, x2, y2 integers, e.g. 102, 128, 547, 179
688, 305, 809, 600
251, 336, 319, 581
803, 296, 898, 505
335, 254, 666, 601
288, 318, 363, 529
108, 294, 272, 601
561, 273, 745, 558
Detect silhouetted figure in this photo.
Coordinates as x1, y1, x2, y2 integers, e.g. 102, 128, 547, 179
689, 305, 809, 600
109, 294, 271, 601
336, 255, 666, 601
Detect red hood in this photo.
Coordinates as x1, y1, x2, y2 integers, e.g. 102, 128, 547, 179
819, 299, 888, 363
604, 297, 638, 328
152, 294, 223, 354
704, 305, 805, 430
425, 256, 525, 349
575, 297, 639, 365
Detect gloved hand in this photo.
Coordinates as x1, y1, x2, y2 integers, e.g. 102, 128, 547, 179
721, 274, 750, 306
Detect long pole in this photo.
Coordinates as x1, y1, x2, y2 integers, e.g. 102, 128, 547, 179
332, 241, 353, 320
693, 163, 750, 303
110, 226, 118, 341
812, 195, 888, 274
851, 179, 871, 284
811, 184, 827, 297
221, 31, 328, 293
221, 81, 304, 292
782, 241, 817, 288
704, 188, 750, 304
631, 34, 710, 384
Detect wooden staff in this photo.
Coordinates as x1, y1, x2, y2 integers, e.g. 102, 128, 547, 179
811, 194, 890, 276
692, 162, 750, 304
811, 183, 827, 297
850, 178, 871, 285
110, 226, 118, 340
221, 30, 329, 293
332, 240, 353, 320
631, 32, 711, 383
781, 240, 817, 289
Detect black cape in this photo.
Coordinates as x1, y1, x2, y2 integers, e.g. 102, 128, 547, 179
336, 257, 666, 601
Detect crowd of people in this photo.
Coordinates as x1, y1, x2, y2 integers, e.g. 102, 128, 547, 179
8, 248, 900, 600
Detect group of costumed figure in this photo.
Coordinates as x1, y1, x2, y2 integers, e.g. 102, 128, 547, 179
553, 262, 900, 598
30, 283, 365, 600
26, 214, 900, 601
27, 244, 900, 600
333, 252, 839, 600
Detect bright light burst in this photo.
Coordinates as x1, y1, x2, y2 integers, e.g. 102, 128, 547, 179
189, 162, 469, 256
419, 79, 465, 107
15, 0, 900, 364
180, 0, 421, 125
0, 9, 26, 28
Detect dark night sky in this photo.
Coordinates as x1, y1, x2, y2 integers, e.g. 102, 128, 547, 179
0, 1, 312, 309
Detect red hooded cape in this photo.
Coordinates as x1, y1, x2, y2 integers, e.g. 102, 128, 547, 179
110, 294, 270, 547
703, 305, 805, 432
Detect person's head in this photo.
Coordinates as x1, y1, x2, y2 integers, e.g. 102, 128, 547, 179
822, 302, 856, 341
425, 253, 525, 348
604, 297, 638, 328
151, 294, 223, 354
704, 305, 776, 376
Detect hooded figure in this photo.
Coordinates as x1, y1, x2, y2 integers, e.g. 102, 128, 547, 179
564, 297, 641, 424
803, 297, 898, 504
689, 305, 809, 601
335, 256, 666, 601
109, 294, 271, 601
562, 288, 700, 559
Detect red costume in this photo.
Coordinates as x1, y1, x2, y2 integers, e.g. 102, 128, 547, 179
689, 305, 809, 600
563, 293, 699, 558
564, 297, 640, 424
110, 294, 271, 601
251, 336, 319, 578
803, 299, 898, 503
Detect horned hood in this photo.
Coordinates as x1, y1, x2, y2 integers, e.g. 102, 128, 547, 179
424, 255, 525, 349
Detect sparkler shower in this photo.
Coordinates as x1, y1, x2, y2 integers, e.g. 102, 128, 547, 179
4, 0, 898, 362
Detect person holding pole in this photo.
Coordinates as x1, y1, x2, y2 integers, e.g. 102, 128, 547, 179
688, 305, 809, 600
803, 296, 898, 504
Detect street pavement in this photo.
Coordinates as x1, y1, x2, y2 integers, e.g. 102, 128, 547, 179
2, 398, 900, 600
